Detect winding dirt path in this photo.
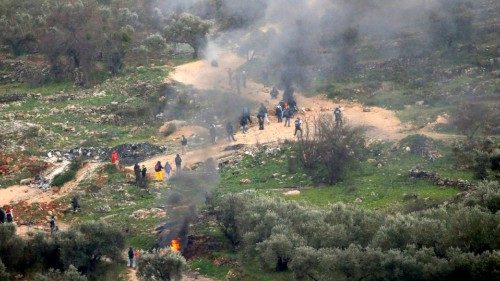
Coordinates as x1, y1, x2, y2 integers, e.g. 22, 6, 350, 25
136, 49, 408, 171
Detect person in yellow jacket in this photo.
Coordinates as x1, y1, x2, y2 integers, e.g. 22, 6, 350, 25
154, 161, 164, 181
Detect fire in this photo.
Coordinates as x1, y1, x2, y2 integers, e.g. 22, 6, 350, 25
170, 238, 181, 252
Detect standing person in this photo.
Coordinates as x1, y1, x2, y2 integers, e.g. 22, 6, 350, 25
49, 216, 57, 235
111, 150, 119, 166
227, 68, 233, 88
154, 161, 164, 181
0, 207, 5, 224
180, 135, 188, 155
242, 107, 252, 124
270, 86, 279, 99
275, 104, 283, 123
209, 124, 217, 144
164, 162, 172, 180
175, 154, 182, 174
5, 206, 13, 223
334, 106, 343, 127
240, 116, 248, 133
258, 114, 265, 130
141, 165, 147, 188
128, 247, 135, 268
294, 117, 303, 137
133, 163, 141, 187
71, 195, 80, 212
241, 71, 247, 88
226, 121, 236, 141
284, 108, 291, 127
258, 103, 269, 124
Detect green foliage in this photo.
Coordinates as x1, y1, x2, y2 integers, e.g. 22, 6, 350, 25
163, 13, 210, 59
213, 186, 500, 278
56, 221, 125, 273
399, 134, 435, 157
63, 265, 88, 281
451, 102, 498, 139
0, 259, 9, 281
144, 33, 166, 52
462, 181, 500, 212
52, 159, 82, 187
137, 252, 186, 281
296, 116, 367, 184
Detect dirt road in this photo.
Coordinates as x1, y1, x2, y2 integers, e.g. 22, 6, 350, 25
138, 49, 407, 171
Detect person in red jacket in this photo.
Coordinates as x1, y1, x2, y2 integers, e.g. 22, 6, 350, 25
111, 150, 119, 166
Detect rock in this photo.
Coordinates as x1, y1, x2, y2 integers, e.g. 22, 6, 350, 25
354, 197, 363, 203
20, 178, 32, 185
363, 107, 371, 112
415, 100, 425, 106
377, 163, 383, 168
239, 178, 252, 185
283, 190, 301, 196
367, 159, 377, 163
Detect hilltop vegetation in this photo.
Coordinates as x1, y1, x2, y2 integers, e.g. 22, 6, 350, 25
0, 0, 499, 280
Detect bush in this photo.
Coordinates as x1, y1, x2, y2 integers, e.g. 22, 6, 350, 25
56, 221, 125, 273
137, 252, 186, 281
295, 116, 367, 184
462, 181, 500, 212
52, 159, 82, 187
0, 259, 9, 281
399, 134, 435, 157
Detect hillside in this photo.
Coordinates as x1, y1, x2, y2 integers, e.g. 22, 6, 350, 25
0, 0, 499, 280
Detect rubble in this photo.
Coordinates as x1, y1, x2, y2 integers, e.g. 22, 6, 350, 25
239, 179, 252, 184
409, 168, 475, 191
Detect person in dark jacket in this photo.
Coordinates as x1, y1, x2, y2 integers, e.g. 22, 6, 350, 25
49, 216, 57, 235
133, 163, 141, 187
275, 104, 283, 123
270, 86, 279, 99
180, 135, 188, 155
284, 108, 291, 127
294, 117, 303, 137
0, 208, 5, 224
140, 165, 147, 188
226, 122, 236, 141
257, 113, 265, 130
175, 154, 182, 174
128, 247, 135, 268
240, 116, 248, 133
71, 195, 80, 212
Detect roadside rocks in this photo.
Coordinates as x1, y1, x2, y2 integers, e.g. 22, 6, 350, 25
409, 168, 475, 191
129, 208, 167, 219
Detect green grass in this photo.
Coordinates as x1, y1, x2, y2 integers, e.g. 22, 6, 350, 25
190, 258, 231, 280
218, 143, 473, 212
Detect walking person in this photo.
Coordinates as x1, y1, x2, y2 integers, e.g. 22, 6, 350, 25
175, 154, 182, 174
154, 161, 164, 181
111, 150, 119, 166
141, 165, 147, 188
209, 124, 217, 144
226, 121, 236, 141
294, 117, 303, 138
240, 116, 248, 133
49, 216, 57, 235
71, 195, 80, 212
133, 163, 141, 187
334, 106, 343, 127
5, 206, 13, 223
164, 162, 172, 180
128, 247, 135, 268
180, 135, 188, 155
0, 207, 6, 224
284, 108, 291, 127
258, 103, 270, 124
275, 104, 283, 123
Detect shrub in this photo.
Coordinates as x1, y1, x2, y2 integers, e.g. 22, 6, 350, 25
295, 116, 367, 184
0, 259, 9, 281
56, 221, 125, 273
137, 252, 186, 281
162, 123, 177, 137
462, 181, 500, 213
63, 265, 87, 281
399, 134, 434, 157
52, 159, 82, 187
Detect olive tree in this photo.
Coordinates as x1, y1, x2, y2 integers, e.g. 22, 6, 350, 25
137, 252, 186, 281
163, 13, 210, 59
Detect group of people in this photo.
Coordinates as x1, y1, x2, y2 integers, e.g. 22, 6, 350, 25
133, 154, 182, 186
0, 206, 14, 224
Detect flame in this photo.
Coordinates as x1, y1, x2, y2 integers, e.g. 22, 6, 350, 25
170, 238, 181, 252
